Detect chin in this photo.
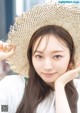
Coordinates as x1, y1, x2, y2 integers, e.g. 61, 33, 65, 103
43, 79, 55, 84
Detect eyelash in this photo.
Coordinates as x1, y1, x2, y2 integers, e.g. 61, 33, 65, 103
35, 55, 63, 59
53, 55, 62, 59
35, 55, 43, 59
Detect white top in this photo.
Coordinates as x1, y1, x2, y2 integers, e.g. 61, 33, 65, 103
0, 75, 80, 113
36, 91, 56, 113
0, 75, 25, 113
73, 79, 80, 113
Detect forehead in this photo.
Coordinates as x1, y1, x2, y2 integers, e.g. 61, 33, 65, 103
33, 34, 69, 53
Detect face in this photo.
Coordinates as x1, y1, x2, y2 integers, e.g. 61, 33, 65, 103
32, 34, 70, 85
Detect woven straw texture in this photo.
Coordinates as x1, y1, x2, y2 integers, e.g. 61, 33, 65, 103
6, 3, 80, 75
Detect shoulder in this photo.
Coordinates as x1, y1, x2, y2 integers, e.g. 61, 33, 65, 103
0, 75, 26, 113
0, 75, 26, 99
0, 75, 26, 89
73, 79, 80, 113
73, 79, 80, 92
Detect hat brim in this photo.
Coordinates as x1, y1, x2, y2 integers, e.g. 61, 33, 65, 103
6, 3, 80, 75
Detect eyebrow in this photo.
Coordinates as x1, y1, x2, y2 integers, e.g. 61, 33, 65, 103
33, 50, 64, 54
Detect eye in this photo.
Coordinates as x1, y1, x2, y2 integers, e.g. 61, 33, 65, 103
53, 55, 62, 59
35, 55, 43, 59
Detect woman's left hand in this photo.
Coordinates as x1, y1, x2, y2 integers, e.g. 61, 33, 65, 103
54, 65, 80, 87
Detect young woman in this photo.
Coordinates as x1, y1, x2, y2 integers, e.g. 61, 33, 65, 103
0, 3, 80, 113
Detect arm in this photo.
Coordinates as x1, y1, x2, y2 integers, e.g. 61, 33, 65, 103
54, 66, 80, 113
55, 83, 71, 113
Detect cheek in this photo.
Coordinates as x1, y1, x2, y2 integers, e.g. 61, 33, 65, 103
55, 58, 70, 74
32, 58, 42, 72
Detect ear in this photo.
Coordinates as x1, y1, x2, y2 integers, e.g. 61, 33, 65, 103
68, 62, 74, 70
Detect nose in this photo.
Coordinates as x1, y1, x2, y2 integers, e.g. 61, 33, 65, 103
43, 58, 53, 70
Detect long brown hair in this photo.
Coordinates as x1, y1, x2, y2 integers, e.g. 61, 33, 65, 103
16, 25, 78, 113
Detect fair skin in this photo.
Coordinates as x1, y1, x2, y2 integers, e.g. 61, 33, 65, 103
0, 41, 15, 60
32, 34, 79, 113
0, 36, 80, 113
32, 34, 70, 85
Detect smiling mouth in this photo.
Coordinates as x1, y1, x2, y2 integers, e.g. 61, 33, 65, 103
42, 72, 57, 77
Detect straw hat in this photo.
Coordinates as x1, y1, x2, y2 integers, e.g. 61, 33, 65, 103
6, 3, 80, 75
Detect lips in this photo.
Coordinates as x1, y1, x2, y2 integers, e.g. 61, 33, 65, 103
43, 73, 54, 75
42, 72, 56, 77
